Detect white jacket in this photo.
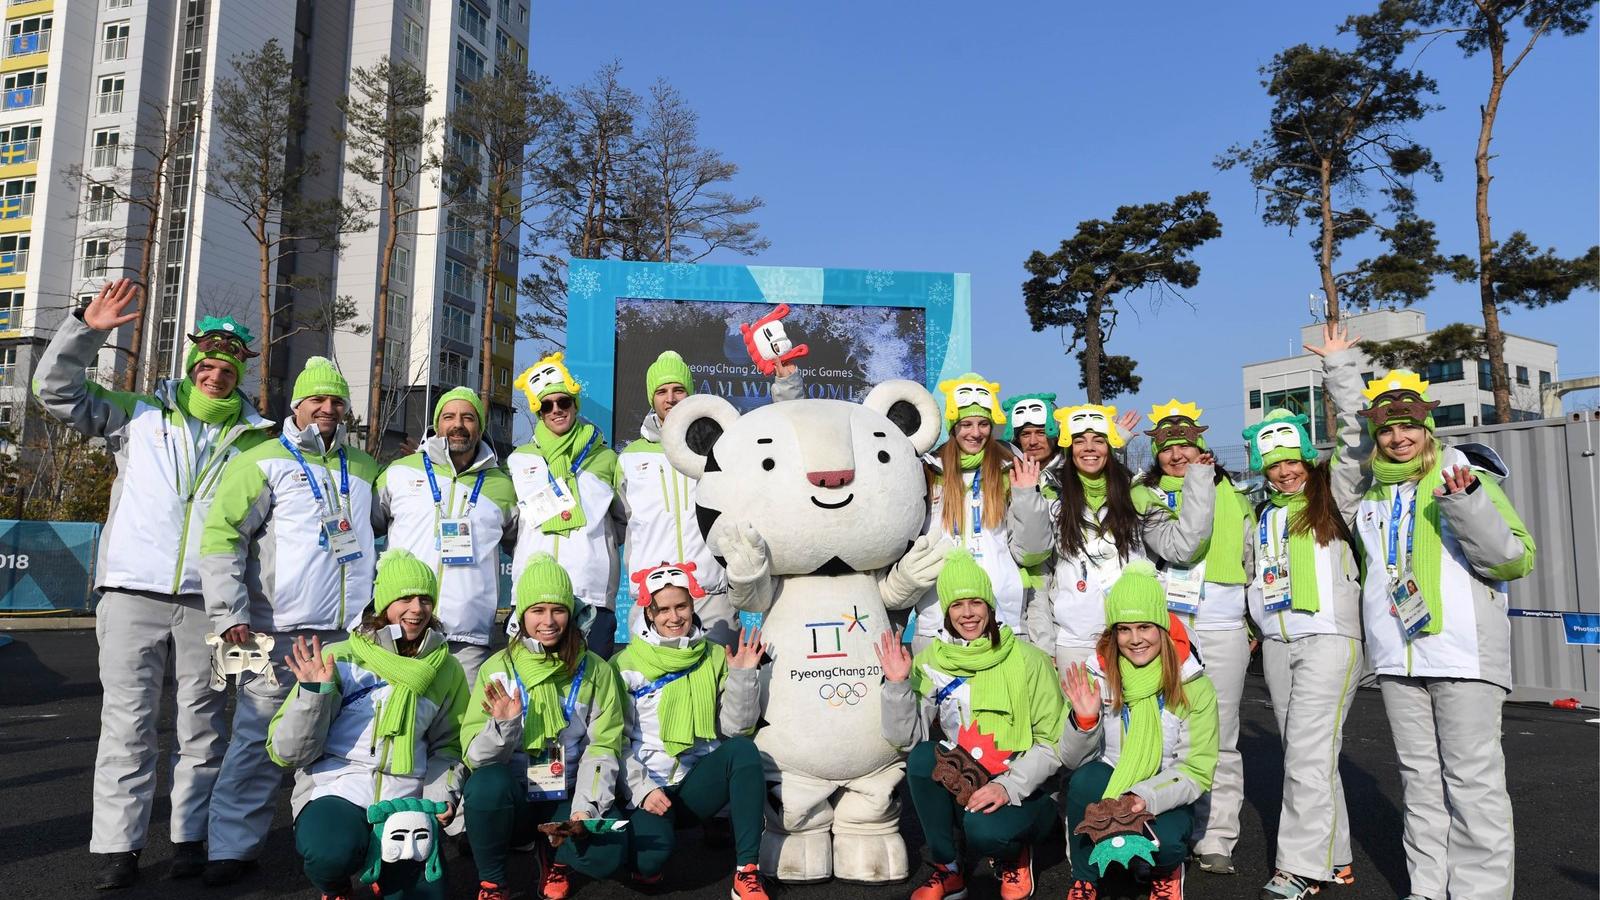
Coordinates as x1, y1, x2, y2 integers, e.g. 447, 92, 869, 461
1246, 498, 1363, 643
508, 432, 625, 611
619, 415, 726, 595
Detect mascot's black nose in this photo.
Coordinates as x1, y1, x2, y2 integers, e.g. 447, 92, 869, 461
807, 469, 854, 488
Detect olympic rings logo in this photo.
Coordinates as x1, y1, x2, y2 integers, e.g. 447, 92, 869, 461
819, 682, 869, 707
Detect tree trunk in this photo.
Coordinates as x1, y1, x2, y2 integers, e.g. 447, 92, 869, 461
480, 199, 502, 400
1479, 26, 1512, 424
366, 174, 398, 454
125, 196, 162, 393
256, 216, 273, 416
1317, 157, 1341, 441
1083, 288, 1105, 405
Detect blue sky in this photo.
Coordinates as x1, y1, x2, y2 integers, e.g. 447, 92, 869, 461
523, 2, 1599, 451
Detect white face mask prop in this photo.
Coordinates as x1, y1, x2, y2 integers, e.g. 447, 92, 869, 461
513, 352, 581, 410
381, 810, 435, 864
205, 632, 278, 691
739, 303, 810, 375
1254, 422, 1302, 457
1008, 399, 1048, 430
952, 383, 995, 414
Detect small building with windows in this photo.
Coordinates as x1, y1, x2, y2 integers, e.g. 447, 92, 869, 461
1240, 308, 1558, 444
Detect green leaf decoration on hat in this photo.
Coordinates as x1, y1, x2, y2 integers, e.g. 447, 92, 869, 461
1087, 832, 1159, 875
193, 315, 255, 345
1000, 392, 1058, 442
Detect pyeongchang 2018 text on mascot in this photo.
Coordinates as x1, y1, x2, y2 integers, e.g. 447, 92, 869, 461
660, 380, 950, 884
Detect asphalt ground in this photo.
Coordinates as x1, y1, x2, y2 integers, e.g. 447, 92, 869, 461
1, 629, 1594, 900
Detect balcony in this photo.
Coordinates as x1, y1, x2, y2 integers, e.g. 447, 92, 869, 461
96, 91, 124, 116
3, 85, 45, 111
0, 195, 33, 219
0, 249, 30, 275
0, 138, 39, 166
6, 31, 50, 59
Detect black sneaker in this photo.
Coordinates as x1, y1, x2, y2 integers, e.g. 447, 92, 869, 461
94, 852, 139, 890
201, 858, 256, 887
170, 842, 205, 879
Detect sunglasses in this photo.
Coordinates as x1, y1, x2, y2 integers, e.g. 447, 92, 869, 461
539, 396, 574, 415
188, 332, 258, 358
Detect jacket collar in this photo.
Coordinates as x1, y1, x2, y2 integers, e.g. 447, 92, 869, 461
282, 416, 346, 456
422, 435, 497, 475
155, 379, 273, 431
639, 412, 664, 443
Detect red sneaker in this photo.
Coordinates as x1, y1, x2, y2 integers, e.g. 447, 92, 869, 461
997, 845, 1034, 900
1065, 880, 1099, 900
730, 863, 769, 900
1149, 864, 1185, 900
476, 882, 506, 900
632, 870, 665, 887
910, 864, 967, 900
540, 862, 573, 900
1332, 864, 1354, 886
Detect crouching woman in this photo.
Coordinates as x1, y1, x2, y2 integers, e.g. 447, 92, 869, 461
266, 549, 470, 899
877, 549, 1065, 900
1058, 561, 1218, 900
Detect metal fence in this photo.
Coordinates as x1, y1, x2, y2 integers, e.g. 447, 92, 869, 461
1437, 410, 1600, 704
0, 520, 101, 614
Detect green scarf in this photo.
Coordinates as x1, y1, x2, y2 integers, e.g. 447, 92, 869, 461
347, 633, 450, 776
176, 379, 241, 426
508, 641, 580, 750
1156, 475, 1248, 584
959, 451, 985, 471
1103, 656, 1165, 799
617, 637, 721, 757
1079, 472, 1107, 512
1369, 451, 1445, 634
533, 421, 598, 536
911, 627, 1037, 752
1268, 491, 1321, 613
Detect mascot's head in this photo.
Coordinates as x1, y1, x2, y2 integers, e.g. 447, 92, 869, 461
659, 381, 942, 576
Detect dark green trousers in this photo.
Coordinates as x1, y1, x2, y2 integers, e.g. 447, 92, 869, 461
1064, 761, 1193, 881
626, 736, 764, 876
905, 740, 1058, 866
294, 795, 444, 899
462, 762, 627, 885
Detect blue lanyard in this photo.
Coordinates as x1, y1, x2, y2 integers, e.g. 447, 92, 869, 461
1386, 488, 1416, 575
628, 655, 701, 699
280, 435, 348, 515
933, 676, 967, 706
510, 656, 589, 725
1120, 694, 1165, 732
547, 430, 599, 499
422, 454, 486, 515
956, 472, 983, 540
1164, 491, 1178, 510
1258, 507, 1291, 559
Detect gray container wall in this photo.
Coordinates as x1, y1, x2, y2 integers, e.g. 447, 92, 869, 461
1437, 410, 1599, 704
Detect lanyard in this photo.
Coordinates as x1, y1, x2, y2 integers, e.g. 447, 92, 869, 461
1258, 506, 1291, 561
954, 472, 983, 541
1386, 488, 1416, 577
547, 430, 599, 499
510, 657, 589, 726
422, 454, 486, 516
1120, 694, 1165, 732
933, 676, 967, 706
628, 656, 701, 700
1164, 491, 1178, 510
280, 434, 348, 515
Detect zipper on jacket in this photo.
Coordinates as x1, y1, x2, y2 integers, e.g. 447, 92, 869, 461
657, 463, 685, 561
167, 417, 250, 594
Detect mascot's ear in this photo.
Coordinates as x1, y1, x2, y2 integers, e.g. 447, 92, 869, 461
863, 380, 942, 455
660, 394, 741, 479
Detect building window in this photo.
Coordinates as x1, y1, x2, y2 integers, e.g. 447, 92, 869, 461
91, 129, 120, 168
441, 304, 473, 344
1423, 359, 1464, 383
0, 235, 31, 274
0, 178, 35, 219
403, 0, 423, 10
386, 290, 408, 333
0, 289, 21, 333
383, 336, 407, 381
497, 366, 509, 387
0, 347, 14, 388
82, 239, 111, 278
1539, 370, 1551, 386
1433, 403, 1465, 428
439, 349, 469, 386
400, 17, 424, 56
97, 76, 126, 115
2, 70, 47, 110
101, 22, 129, 61
443, 258, 473, 298
391, 245, 411, 285
6, 16, 51, 58
498, 0, 510, 19
85, 184, 116, 222
108, 0, 134, 9
458, 0, 489, 43
456, 40, 487, 81
1248, 389, 1261, 410
1262, 385, 1330, 444
1515, 365, 1529, 386
0, 123, 41, 166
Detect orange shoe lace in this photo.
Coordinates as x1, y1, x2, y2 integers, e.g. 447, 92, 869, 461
1066, 880, 1099, 900
476, 882, 507, 900
540, 862, 572, 900
732, 863, 769, 900
910, 865, 964, 900
1148, 866, 1184, 900
998, 846, 1033, 900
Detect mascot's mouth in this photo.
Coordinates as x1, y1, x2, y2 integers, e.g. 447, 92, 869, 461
810, 493, 854, 510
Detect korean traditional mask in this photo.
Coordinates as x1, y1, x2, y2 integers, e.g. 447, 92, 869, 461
629, 561, 708, 607
380, 810, 435, 864
739, 304, 810, 375
360, 797, 448, 884
514, 352, 581, 409
205, 632, 278, 692
1053, 404, 1125, 449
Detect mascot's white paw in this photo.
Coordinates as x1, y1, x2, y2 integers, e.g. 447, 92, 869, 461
760, 829, 833, 884
722, 521, 771, 582
833, 832, 909, 884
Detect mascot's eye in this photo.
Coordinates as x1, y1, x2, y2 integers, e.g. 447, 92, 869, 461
877, 450, 890, 464
762, 458, 775, 471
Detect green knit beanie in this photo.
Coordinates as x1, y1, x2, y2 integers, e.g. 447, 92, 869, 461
514, 552, 575, 623
936, 548, 994, 614
1105, 559, 1168, 629
372, 548, 437, 616
292, 356, 350, 407
432, 386, 486, 431
645, 351, 694, 405
184, 316, 256, 380
1243, 408, 1317, 472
